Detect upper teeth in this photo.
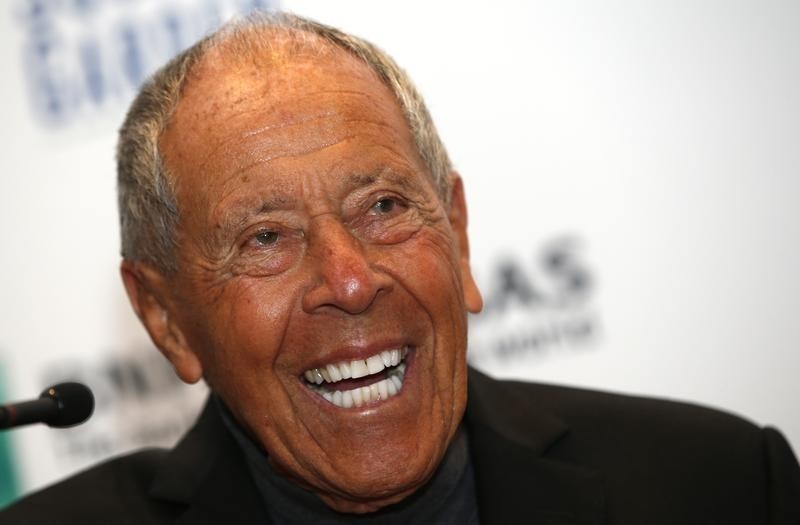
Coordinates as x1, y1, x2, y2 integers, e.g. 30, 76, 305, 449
303, 347, 408, 385
309, 364, 407, 408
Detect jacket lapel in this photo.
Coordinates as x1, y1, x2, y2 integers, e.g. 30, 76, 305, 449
466, 369, 605, 525
148, 398, 271, 524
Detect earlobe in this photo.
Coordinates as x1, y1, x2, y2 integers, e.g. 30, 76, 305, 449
120, 261, 204, 384
447, 174, 484, 314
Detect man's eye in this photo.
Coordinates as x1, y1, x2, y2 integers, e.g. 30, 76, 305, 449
254, 231, 279, 246
372, 198, 398, 214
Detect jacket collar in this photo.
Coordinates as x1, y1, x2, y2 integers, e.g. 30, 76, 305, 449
148, 369, 605, 524
148, 397, 270, 524
465, 368, 605, 525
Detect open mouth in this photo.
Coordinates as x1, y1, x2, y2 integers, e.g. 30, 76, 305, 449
302, 346, 410, 408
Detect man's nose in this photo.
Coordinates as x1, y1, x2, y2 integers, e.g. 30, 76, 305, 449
301, 218, 392, 314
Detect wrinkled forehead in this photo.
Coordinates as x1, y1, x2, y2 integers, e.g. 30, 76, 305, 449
161, 34, 404, 179
166, 33, 383, 150
185, 27, 353, 105
158, 32, 424, 227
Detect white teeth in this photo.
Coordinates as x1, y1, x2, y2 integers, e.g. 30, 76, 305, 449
303, 346, 409, 385
351, 387, 364, 407
366, 355, 384, 374
320, 368, 332, 383
326, 364, 342, 382
308, 362, 407, 408
350, 360, 369, 379
387, 377, 398, 396
342, 390, 354, 408
377, 379, 388, 400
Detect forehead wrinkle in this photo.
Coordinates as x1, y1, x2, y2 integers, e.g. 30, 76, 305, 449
182, 110, 327, 179
240, 88, 394, 139
232, 116, 390, 163
227, 118, 406, 180
225, 133, 357, 184
197, 86, 398, 165
200, 116, 401, 187
200, 106, 339, 168
172, 59, 408, 185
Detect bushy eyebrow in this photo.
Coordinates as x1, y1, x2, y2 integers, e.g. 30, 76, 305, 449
255, 195, 293, 215
215, 195, 292, 235
355, 168, 419, 195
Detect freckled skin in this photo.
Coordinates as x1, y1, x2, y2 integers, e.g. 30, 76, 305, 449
127, 44, 482, 513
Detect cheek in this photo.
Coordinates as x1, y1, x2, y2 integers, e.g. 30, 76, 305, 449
196, 277, 298, 384
387, 230, 466, 315
374, 228, 470, 389
390, 231, 470, 432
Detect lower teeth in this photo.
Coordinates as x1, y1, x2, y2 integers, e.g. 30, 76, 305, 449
310, 363, 406, 408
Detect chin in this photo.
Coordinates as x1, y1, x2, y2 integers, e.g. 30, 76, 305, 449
319, 486, 418, 514
310, 432, 451, 514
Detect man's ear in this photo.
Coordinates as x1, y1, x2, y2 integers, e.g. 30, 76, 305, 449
120, 260, 204, 384
447, 173, 483, 314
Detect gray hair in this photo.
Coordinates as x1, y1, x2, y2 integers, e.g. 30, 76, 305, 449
117, 11, 452, 273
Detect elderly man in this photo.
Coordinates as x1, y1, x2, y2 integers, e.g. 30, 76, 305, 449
3, 12, 799, 525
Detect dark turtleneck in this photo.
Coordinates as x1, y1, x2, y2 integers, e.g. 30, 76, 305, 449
216, 397, 480, 524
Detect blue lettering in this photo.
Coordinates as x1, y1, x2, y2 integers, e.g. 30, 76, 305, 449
15, 0, 281, 128
22, 37, 72, 124
162, 11, 185, 56
120, 25, 145, 88
79, 39, 105, 104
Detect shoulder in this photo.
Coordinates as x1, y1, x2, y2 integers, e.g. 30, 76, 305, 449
467, 368, 800, 520
0, 448, 177, 525
508, 375, 761, 439
467, 368, 796, 485
469, 367, 765, 444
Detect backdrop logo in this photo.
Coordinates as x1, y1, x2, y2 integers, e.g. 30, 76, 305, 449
468, 236, 600, 365
14, 0, 277, 127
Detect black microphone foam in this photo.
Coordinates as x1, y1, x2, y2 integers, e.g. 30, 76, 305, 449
40, 382, 95, 428
0, 382, 95, 429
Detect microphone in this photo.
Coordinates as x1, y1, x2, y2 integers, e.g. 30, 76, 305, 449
0, 382, 94, 430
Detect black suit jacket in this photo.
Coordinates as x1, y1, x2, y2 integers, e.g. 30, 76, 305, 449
2, 368, 799, 524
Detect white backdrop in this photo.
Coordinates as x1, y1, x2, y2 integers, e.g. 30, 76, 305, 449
1, 0, 798, 501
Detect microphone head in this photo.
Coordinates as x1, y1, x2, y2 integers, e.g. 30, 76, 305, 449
39, 382, 95, 428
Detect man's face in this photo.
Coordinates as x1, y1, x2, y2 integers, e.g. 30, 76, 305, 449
155, 46, 481, 512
